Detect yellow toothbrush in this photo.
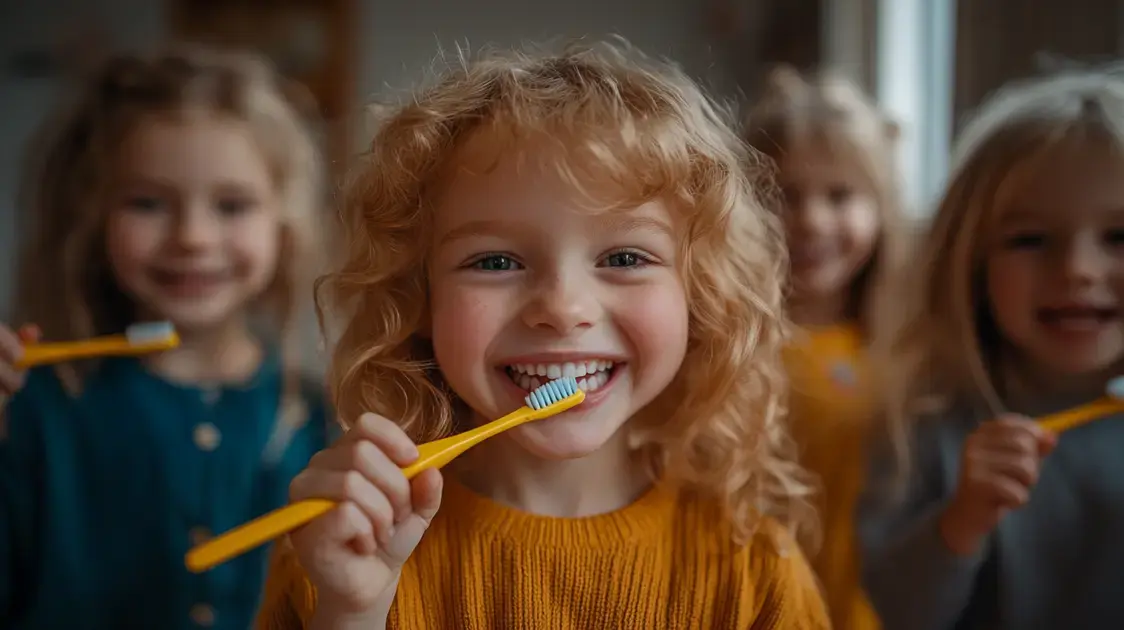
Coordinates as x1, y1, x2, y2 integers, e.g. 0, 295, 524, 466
1038, 376, 1124, 433
15, 321, 180, 368
185, 376, 586, 573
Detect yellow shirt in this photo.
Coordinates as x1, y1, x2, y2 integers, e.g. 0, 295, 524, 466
784, 324, 880, 630
257, 480, 830, 629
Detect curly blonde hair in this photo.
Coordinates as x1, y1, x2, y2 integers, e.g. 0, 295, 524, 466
14, 45, 324, 405
743, 65, 912, 337
881, 67, 1124, 478
316, 39, 816, 542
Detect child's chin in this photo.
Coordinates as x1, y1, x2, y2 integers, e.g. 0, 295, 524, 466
511, 415, 623, 460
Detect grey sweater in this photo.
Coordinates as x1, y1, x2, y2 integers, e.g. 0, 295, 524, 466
857, 405, 1124, 630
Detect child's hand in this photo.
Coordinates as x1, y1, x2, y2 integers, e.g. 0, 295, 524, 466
288, 413, 443, 620
939, 414, 1056, 556
0, 324, 40, 400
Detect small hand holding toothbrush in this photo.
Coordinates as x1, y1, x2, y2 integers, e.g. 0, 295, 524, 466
939, 376, 1124, 557
184, 376, 585, 589
0, 321, 179, 413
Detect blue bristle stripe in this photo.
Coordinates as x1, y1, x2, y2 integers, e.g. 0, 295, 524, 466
1109, 375, 1124, 399
524, 376, 578, 410
125, 321, 174, 343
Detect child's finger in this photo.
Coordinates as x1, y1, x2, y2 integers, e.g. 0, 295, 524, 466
288, 469, 397, 547
17, 325, 40, 344
985, 453, 1040, 488
410, 468, 443, 522
294, 500, 376, 556
303, 442, 414, 519
978, 420, 1040, 455
347, 439, 413, 521
0, 326, 23, 364
341, 502, 379, 556
348, 413, 419, 467
1035, 428, 1058, 456
985, 476, 1030, 509
0, 366, 25, 396
379, 470, 443, 565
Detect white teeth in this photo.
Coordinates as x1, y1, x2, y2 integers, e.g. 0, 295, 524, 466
576, 370, 610, 392
509, 360, 615, 378
506, 360, 617, 392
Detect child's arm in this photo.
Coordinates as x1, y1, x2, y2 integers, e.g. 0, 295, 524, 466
856, 420, 985, 630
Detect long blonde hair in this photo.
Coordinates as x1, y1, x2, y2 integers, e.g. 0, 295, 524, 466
744, 65, 911, 337
316, 39, 816, 542
15, 45, 324, 402
882, 67, 1124, 477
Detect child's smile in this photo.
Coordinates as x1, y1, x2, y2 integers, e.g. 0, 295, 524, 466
503, 357, 622, 394
427, 134, 689, 459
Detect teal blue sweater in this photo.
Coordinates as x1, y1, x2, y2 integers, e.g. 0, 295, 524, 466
0, 355, 335, 630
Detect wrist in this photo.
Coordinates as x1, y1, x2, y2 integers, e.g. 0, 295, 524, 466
310, 578, 399, 630
938, 503, 986, 557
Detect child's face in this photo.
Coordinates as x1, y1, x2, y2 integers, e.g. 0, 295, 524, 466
105, 115, 283, 333
427, 140, 690, 460
777, 145, 880, 306
987, 148, 1124, 378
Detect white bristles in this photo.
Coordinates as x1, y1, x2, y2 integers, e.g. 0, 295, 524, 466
1109, 375, 1124, 399
524, 376, 579, 410
124, 321, 176, 344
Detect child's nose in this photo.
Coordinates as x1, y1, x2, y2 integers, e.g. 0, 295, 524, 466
520, 273, 600, 334
1059, 238, 1106, 285
173, 207, 223, 249
790, 199, 834, 236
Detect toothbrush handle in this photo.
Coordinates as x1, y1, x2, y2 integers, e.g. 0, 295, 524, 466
186, 406, 537, 573
401, 407, 533, 477
184, 499, 335, 573
16, 337, 130, 368
1038, 398, 1124, 433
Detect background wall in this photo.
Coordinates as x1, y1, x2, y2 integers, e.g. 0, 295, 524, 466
0, 0, 748, 323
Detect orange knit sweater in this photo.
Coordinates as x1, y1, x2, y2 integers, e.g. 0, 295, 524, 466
784, 324, 880, 630
256, 480, 830, 629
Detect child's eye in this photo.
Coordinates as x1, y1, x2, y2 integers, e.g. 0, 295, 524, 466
216, 198, 256, 216
124, 196, 166, 213
599, 250, 650, 269
471, 254, 522, 272
1003, 232, 1046, 249
1104, 228, 1124, 246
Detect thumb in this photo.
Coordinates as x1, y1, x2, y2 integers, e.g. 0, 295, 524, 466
17, 325, 40, 345
380, 470, 443, 565
1035, 426, 1058, 456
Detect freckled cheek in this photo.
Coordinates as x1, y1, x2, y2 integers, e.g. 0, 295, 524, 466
430, 286, 512, 367
613, 285, 689, 368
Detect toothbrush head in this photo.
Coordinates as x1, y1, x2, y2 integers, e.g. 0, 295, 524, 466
124, 321, 180, 351
1109, 375, 1124, 399
525, 376, 582, 410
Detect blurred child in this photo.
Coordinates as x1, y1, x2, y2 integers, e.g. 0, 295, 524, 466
256, 40, 830, 629
743, 65, 909, 630
0, 46, 334, 630
859, 67, 1124, 629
